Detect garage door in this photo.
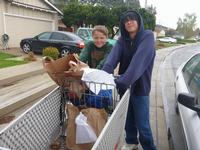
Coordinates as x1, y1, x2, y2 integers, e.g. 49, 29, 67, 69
5, 14, 54, 47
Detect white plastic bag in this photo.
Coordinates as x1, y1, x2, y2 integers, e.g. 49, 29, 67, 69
75, 112, 97, 144
81, 68, 115, 94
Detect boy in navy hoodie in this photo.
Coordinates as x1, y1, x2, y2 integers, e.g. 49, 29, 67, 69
103, 11, 156, 150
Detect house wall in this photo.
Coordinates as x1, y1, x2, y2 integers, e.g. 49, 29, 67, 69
0, 1, 59, 48
0, 0, 6, 49
14, 0, 51, 9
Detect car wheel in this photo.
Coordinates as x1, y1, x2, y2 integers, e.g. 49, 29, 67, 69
22, 43, 31, 53
61, 49, 70, 57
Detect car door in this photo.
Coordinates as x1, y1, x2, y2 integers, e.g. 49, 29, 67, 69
179, 54, 200, 149
185, 61, 200, 150
49, 32, 65, 51
32, 32, 52, 53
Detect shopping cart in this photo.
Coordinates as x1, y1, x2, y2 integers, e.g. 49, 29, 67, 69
0, 76, 130, 150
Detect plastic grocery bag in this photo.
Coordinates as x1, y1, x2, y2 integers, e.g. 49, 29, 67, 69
75, 112, 97, 144
81, 68, 115, 94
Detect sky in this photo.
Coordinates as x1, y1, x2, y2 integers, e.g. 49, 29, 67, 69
140, 0, 200, 29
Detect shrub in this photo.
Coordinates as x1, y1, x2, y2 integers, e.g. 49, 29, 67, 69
178, 39, 196, 43
43, 47, 60, 60
24, 51, 37, 61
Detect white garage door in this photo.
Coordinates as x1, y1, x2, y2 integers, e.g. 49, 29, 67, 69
5, 14, 54, 47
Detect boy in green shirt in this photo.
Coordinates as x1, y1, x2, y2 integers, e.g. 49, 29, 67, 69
79, 25, 113, 69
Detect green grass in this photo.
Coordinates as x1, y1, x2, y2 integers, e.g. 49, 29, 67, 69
0, 52, 17, 59
0, 52, 28, 69
156, 41, 179, 50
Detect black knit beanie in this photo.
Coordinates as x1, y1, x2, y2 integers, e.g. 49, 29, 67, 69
122, 11, 140, 26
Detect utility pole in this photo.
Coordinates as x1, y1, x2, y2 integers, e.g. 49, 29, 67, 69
145, 0, 147, 8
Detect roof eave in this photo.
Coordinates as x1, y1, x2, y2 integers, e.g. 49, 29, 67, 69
44, 0, 63, 16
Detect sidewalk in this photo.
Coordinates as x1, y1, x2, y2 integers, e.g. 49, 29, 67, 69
0, 50, 56, 121
0, 46, 183, 149
0, 48, 44, 86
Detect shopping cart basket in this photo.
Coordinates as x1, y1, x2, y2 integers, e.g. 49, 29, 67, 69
0, 77, 130, 150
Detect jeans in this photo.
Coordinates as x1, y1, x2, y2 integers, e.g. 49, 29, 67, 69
125, 95, 156, 150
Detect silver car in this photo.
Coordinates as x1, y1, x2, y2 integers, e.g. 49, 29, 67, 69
175, 52, 200, 150
158, 37, 177, 43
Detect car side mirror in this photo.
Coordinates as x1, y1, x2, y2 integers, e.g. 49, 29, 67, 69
34, 36, 38, 40
178, 93, 200, 113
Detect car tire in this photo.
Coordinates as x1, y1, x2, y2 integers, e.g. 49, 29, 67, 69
22, 43, 31, 54
61, 48, 70, 57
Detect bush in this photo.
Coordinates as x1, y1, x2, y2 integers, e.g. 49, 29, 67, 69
177, 39, 196, 43
43, 47, 60, 60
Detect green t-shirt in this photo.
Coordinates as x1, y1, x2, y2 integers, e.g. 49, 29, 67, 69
79, 41, 113, 69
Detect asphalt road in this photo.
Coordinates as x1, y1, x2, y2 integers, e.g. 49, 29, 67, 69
161, 43, 200, 150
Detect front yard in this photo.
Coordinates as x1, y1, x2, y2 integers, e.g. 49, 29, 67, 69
0, 51, 28, 69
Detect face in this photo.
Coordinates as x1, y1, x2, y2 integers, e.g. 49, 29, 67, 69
92, 31, 107, 48
124, 19, 139, 33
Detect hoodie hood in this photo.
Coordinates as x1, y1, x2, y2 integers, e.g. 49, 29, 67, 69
120, 10, 144, 41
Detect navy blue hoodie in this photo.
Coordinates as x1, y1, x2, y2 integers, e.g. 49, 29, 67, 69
102, 10, 155, 96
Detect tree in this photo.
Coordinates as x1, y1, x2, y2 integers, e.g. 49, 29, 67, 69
124, 0, 140, 9
62, 2, 156, 36
139, 8, 156, 31
62, 2, 92, 27
176, 13, 197, 39
79, 0, 124, 7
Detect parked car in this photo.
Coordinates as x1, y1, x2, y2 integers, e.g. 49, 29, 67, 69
20, 31, 85, 57
76, 27, 116, 45
157, 37, 177, 43
175, 52, 200, 150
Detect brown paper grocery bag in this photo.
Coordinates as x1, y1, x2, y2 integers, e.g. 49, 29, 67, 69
65, 104, 93, 150
65, 104, 80, 149
82, 108, 108, 136
42, 54, 79, 86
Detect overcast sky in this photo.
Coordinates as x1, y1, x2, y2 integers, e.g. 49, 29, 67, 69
140, 0, 200, 29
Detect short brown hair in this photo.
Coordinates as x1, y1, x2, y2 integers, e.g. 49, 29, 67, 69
92, 25, 108, 37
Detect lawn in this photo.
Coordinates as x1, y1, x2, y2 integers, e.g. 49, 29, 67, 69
156, 41, 180, 50
0, 52, 28, 69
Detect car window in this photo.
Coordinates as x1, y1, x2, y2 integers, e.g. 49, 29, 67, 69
63, 34, 72, 41
188, 63, 200, 104
51, 32, 65, 40
67, 32, 82, 41
78, 29, 89, 38
182, 54, 200, 85
38, 32, 51, 40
